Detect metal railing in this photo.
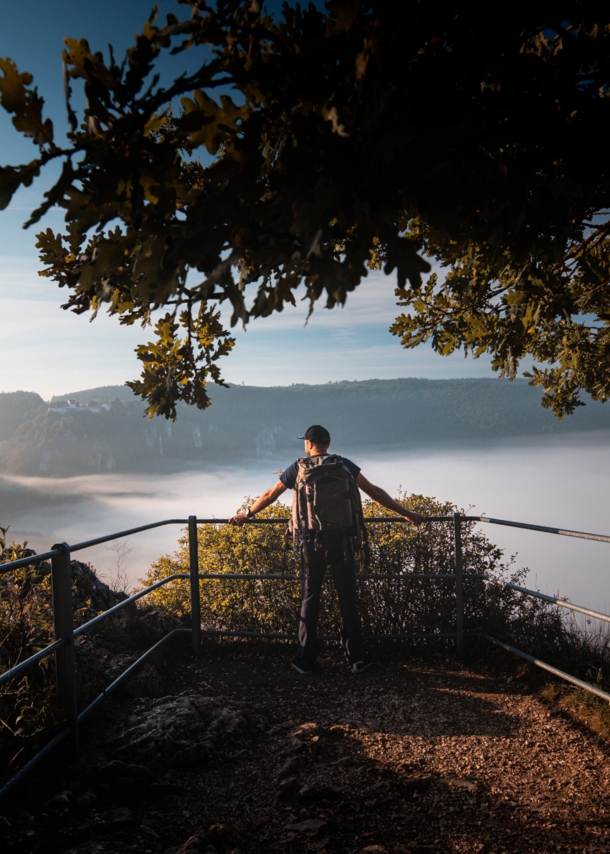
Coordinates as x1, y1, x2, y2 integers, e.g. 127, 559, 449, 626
1, 510, 610, 800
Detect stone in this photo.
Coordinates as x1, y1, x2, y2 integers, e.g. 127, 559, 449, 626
276, 777, 300, 801
298, 784, 342, 802
287, 819, 327, 836
104, 806, 133, 827
66, 844, 109, 854
73, 791, 97, 812
45, 790, 75, 811
97, 759, 152, 781
360, 847, 388, 854
74, 807, 133, 842
163, 833, 205, 853
329, 756, 355, 768
207, 823, 236, 848
69, 560, 131, 624
140, 825, 161, 841
400, 775, 434, 791
278, 756, 305, 779
95, 783, 113, 802
297, 784, 319, 801
150, 782, 185, 797
104, 693, 264, 770
291, 722, 322, 739
447, 778, 477, 792
126, 662, 167, 698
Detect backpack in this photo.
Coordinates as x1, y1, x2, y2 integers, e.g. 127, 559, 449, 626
289, 454, 368, 567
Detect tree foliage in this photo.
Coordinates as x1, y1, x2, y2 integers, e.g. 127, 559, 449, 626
1, 1, 609, 418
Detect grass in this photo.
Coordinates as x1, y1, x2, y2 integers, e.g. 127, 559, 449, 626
539, 681, 610, 741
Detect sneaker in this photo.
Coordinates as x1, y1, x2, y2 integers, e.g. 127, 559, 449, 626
291, 660, 312, 675
351, 660, 373, 675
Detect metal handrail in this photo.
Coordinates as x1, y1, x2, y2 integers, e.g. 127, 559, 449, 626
482, 635, 610, 703
78, 628, 191, 723
0, 572, 190, 800
201, 629, 467, 641
0, 638, 66, 687
484, 576, 610, 626
73, 574, 189, 637
478, 515, 610, 545
70, 520, 191, 553
0, 547, 61, 575
187, 572, 486, 580
2, 508, 610, 801
2, 512, 608, 576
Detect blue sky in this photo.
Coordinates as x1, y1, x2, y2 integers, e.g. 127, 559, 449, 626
0, 0, 500, 399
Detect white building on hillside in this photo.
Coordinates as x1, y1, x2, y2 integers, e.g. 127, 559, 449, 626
47, 400, 110, 414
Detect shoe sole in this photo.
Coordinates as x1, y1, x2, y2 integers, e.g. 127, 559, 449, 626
291, 663, 312, 675
351, 662, 373, 675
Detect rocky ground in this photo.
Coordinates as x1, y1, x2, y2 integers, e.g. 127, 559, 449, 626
1, 640, 609, 854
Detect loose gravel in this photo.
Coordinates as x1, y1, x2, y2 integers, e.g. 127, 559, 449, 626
1, 642, 609, 854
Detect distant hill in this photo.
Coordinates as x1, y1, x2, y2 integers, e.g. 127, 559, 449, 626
0, 392, 45, 442
2, 378, 608, 476
50, 385, 136, 404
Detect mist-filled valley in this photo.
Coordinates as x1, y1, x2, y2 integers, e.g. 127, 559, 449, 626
1, 426, 609, 619
1, 377, 610, 477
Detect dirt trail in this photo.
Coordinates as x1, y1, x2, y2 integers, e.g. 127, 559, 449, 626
2, 643, 609, 854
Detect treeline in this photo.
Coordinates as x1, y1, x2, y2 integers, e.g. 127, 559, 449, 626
1, 378, 609, 476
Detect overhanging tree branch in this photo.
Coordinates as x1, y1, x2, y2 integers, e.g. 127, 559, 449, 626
0, 0, 609, 419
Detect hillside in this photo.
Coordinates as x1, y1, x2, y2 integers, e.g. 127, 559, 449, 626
1, 378, 609, 476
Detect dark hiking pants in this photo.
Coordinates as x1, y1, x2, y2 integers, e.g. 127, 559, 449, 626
294, 533, 365, 668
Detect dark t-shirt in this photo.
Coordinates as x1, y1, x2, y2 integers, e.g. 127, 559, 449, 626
280, 455, 361, 490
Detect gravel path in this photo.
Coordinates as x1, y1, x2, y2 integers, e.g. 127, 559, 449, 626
2, 643, 609, 854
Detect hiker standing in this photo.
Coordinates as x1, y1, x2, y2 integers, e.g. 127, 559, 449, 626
228, 425, 424, 674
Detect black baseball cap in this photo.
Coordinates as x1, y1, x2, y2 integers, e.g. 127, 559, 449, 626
298, 425, 331, 445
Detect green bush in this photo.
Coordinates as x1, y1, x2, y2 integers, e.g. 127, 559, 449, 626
0, 528, 58, 780
142, 493, 560, 646
0, 527, 173, 787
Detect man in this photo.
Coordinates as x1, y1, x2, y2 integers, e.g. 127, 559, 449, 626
228, 425, 425, 674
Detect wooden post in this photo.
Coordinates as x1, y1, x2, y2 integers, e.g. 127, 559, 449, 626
51, 543, 79, 755
188, 516, 201, 654
454, 513, 464, 658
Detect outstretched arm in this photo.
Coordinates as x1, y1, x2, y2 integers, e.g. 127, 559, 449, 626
356, 473, 425, 526
228, 480, 288, 526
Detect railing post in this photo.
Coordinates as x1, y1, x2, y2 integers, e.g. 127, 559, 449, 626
188, 516, 201, 654
51, 543, 79, 755
453, 513, 464, 658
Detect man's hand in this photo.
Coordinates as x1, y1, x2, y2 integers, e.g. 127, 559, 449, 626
227, 481, 287, 527
402, 510, 425, 527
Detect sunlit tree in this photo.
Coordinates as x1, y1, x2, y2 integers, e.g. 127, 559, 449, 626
1, 1, 609, 418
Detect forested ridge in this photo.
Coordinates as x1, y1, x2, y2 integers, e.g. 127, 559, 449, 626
1, 378, 608, 476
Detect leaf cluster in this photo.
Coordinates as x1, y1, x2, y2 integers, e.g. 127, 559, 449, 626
1, 2, 609, 417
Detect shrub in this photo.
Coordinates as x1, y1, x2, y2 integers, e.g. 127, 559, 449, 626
0, 528, 58, 783
0, 529, 173, 787
143, 493, 562, 648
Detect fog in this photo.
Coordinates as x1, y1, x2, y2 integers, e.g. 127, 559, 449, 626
1, 430, 609, 617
